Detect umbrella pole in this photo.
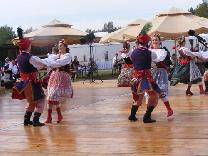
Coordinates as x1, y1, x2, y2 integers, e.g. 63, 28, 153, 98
83, 44, 103, 84
174, 40, 177, 65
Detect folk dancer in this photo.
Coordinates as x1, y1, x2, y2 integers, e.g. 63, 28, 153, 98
128, 23, 160, 123
150, 34, 173, 118
45, 39, 73, 124
170, 36, 205, 95
117, 42, 133, 87
12, 28, 46, 126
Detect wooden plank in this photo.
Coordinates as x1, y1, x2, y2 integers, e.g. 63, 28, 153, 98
0, 80, 208, 156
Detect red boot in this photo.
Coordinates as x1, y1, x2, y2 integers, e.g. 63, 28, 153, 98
199, 85, 205, 94
164, 101, 173, 117
56, 107, 63, 123
45, 109, 52, 123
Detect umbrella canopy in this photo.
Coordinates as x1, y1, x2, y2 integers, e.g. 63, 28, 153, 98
24, 19, 87, 46
100, 19, 146, 43
127, 7, 208, 40
149, 7, 208, 39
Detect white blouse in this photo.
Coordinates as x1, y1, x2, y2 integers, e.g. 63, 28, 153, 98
29, 53, 72, 69
150, 48, 167, 62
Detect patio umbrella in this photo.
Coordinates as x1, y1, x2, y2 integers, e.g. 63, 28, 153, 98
151, 7, 208, 39
100, 19, 146, 43
24, 19, 87, 46
126, 7, 208, 40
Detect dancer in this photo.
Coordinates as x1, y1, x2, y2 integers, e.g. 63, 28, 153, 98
45, 39, 73, 124
117, 41, 133, 87
128, 23, 160, 123
150, 34, 173, 117
203, 70, 208, 93
171, 36, 204, 95
186, 40, 205, 94
12, 28, 46, 126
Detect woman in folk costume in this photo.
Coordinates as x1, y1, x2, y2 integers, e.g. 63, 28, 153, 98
185, 39, 206, 95
117, 42, 133, 87
150, 34, 173, 118
128, 23, 160, 123
170, 36, 204, 95
12, 28, 46, 127
203, 70, 208, 93
45, 39, 73, 124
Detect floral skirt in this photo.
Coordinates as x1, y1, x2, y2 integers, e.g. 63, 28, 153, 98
117, 68, 133, 87
170, 61, 202, 86
47, 71, 73, 104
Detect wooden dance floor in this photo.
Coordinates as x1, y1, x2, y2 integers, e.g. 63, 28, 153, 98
0, 80, 208, 156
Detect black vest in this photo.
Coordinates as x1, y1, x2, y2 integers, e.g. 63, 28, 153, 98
131, 47, 152, 70
17, 52, 37, 73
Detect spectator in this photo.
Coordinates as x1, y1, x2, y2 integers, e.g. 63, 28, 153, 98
71, 56, 80, 80
112, 53, 121, 73
9, 60, 19, 79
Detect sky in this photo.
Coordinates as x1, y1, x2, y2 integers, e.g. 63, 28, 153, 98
0, 0, 202, 31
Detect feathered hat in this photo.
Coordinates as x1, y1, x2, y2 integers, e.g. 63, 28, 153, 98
136, 22, 152, 44
13, 27, 31, 50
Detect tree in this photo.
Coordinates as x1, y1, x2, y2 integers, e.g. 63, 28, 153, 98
85, 29, 95, 33
85, 21, 121, 34
188, 7, 195, 14
0, 25, 16, 46
102, 21, 121, 33
189, 1, 208, 18
24, 27, 37, 34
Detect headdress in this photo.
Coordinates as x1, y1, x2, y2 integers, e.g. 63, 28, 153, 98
136, 22, 152, 45
12, 27, 31, 50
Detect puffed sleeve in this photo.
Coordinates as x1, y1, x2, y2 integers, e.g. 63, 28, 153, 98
181, 47, 196, 58
29, 56, 47, 69
47, 53, 72, 68
192, 51, 208, 61
151, 49, 167, 62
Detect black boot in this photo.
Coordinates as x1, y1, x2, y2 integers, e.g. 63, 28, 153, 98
24, 111, 33, 126
143, 106, 156, 123
128, 105, 139, 122
204, 81, 208, 93
33, 112, 45, 127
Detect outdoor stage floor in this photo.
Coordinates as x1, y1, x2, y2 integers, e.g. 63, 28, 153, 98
0, 80, 208, 156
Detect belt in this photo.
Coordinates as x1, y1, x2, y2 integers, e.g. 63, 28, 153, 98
20, 72, 37, 81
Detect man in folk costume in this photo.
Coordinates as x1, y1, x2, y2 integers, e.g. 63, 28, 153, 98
12, 28, 46, 126
128, 23, 160, 123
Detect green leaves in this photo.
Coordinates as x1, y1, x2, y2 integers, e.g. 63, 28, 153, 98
0, 25, 16, 46
139, 22, 152, 35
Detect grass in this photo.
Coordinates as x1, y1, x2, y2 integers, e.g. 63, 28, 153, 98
37, 69, 120, 82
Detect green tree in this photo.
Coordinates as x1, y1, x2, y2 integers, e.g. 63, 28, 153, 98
0, 25, 16, 45
24, 27, 37, 34
188, 7, 195, 14
189, 1, 208, 18
102, 21, 120, 33
85, 29, 95, 33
